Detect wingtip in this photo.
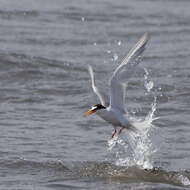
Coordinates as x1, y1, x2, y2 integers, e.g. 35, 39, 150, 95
87, 64, 91, 70
87, 64, 93, 74
138, 32, 149, 48
142, 32, 149, 42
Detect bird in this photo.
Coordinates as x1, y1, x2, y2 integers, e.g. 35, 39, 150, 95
85, 33, 149, 138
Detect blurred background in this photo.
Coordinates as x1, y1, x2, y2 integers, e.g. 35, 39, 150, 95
0, 0, 190, 189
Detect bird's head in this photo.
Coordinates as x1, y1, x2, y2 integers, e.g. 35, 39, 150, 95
85, 104, 106, 116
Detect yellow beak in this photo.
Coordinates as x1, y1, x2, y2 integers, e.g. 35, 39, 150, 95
85, 109, 95, 116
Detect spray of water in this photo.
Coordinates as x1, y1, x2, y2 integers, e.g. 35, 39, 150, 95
107, 68, 157, 169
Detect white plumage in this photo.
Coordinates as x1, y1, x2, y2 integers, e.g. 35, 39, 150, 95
86, 33, 149, 138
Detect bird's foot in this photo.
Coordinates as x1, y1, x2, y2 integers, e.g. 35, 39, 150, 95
111, 129, 117, 138
119, 127, 124, 135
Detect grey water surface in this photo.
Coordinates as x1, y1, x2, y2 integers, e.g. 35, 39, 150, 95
1, 0, 190, 189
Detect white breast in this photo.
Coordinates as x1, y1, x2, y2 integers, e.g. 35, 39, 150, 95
96, 107, 122, 127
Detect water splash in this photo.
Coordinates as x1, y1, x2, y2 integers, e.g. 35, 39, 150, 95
177, 174, 190, 186
144, 68, 154, 92
107, 68, 157, 170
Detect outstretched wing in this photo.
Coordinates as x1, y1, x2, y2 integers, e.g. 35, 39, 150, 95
110, 33, 149, 112
88, 65, 106, 106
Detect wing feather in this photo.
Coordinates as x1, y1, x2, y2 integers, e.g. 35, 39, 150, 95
88, 65, 106, 106
110, 33, 149, 112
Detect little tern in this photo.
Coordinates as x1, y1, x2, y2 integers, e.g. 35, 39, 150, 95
85, 33, 149, 138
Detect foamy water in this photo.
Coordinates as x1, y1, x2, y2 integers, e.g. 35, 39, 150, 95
107, 67, 157, 169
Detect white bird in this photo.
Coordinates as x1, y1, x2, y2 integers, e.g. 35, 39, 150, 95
85, 33, 149, 138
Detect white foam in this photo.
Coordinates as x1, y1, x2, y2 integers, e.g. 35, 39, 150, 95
177, 174, 190, 186
107, 67, 157, 169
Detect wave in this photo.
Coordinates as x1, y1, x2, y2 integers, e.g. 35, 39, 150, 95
77, 161, 190, 187
1, 158, 189, 187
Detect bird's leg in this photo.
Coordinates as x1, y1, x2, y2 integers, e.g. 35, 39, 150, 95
111, 129, 117, 138
119, 127, 124, 135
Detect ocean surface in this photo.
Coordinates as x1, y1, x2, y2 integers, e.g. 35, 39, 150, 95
1, 0, 190, 189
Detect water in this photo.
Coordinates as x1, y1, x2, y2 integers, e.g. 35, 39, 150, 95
1, 0, 190, 189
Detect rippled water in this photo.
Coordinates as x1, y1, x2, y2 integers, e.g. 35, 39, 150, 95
1, 0, 190, 189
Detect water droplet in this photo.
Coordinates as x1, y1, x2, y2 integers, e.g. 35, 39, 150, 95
146, 81, 154, 92
113, 53, 118, 61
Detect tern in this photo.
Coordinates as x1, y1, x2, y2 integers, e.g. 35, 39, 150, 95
85, 33, 149, 138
